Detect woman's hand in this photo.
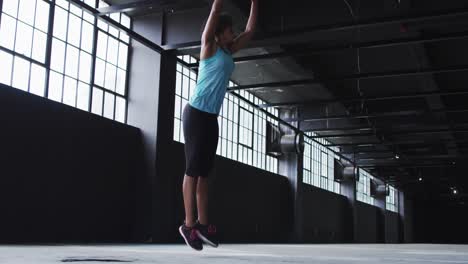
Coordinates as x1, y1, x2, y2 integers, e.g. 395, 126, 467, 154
229, 0, 258, 53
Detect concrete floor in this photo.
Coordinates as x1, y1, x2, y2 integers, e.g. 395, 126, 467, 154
0, 244, 467, 263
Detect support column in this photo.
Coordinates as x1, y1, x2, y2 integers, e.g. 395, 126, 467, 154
400, 191, 414, 242
278, 108, 304, 242
127, 14, 178, 242
340, 174, 356, 242
373, 179, 387, 243
398, 190, 405, 243
126, 39, 162, 242
153, 50, 178, 242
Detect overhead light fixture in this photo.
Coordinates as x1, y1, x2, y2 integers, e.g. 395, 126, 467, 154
418, 177, 423, 182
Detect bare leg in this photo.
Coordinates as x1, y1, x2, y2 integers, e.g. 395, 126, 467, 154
183, 175, 197, 227
197, 177, 209, 225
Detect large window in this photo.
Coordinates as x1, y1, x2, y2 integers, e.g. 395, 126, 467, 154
0, 0, 131, 123
358, 169, 401, 209
386, 185, 398, 212
174, 55, 279, 174
303, 133, 341, 194
173, 55, 197, 142
357, 169, 376, 205
239, 107, 254, 148
0, 0, 51, 95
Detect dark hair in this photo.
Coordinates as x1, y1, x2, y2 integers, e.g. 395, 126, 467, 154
215, 13, 233, 36
201, 13, 233, 37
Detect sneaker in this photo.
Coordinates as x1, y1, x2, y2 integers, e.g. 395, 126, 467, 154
195, 221, 219, 248
179, 224, 203, 251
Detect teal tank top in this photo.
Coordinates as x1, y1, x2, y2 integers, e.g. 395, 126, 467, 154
189, 47, 235, 115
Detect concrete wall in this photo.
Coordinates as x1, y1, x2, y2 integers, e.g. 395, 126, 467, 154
355, 201, 383, 243
126, 38, 161, 242
211, 157, 293, 242
403, 196, 414, 243
128, 14, 178, 243
301, 185, 353, 242
413, 199, 468, 244
0, 84, 144, 243
385, 211, 400, 243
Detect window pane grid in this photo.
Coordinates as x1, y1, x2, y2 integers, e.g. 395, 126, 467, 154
357, 170, 376, 205
0, 0, 131, 124
1, 3, 50, 61
302, 133, 341, 194
386, 185, 398, 212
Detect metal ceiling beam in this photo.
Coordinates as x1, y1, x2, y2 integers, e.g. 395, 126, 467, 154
187, 31, 468, 68
340, 149, 395, 155
357, 162, 452, 168
228, 65, 468, 92
261, 89, 468, 109
310, 132, 376, 139
293, 108, 468, 122
303, 125, 374, 132
299, 110, 420, 122
357, 161, 461, 169
310, 128, 468, 139
340, 146, 465, 155
300, 122, 375, 132
379, 154, 462, 160
325, 139, 468, 147
96, 0, 208, 16
357, 155, 463, 163
96, 0, 164, 15
302, 121, 468, 133
359, 163, 456, 169
258, 8, 468, 44
353, 152, 397, 157
326, 141, 413, 147
169, 8, 468, 51
356, 156, 398, 161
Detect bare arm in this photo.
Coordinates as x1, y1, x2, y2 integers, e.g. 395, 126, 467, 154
229, 0, 258, 54
201, 0, 223, 59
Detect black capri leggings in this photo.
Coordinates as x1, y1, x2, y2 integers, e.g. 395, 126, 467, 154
182, 103, 219, 178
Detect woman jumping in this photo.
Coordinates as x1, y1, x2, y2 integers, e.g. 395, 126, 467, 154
179, 0, 259, 251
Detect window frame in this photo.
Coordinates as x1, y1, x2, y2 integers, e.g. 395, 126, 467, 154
0, 0, 132, 123
238, 105, 254, 149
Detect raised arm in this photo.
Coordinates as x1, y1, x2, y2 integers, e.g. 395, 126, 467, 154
229, 0, 258, 54
201, 0, 223, 59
